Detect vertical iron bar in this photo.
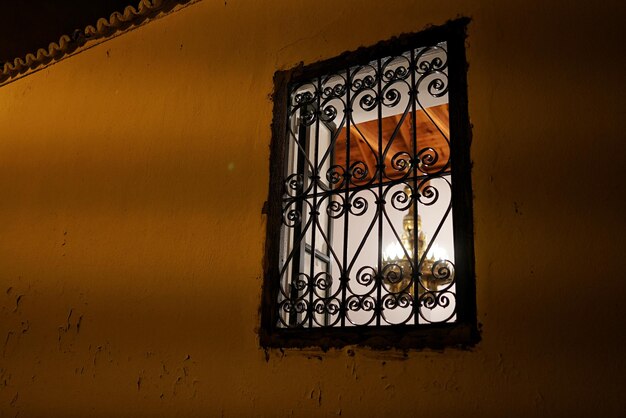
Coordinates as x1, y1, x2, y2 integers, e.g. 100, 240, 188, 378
376, 58, 383, 326
410, 48, 420, 325
308, 78, 322, 328
325, 127, 336, 327
340, 68, 351, 327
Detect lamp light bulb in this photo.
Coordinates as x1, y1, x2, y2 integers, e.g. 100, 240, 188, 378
427, 244, 448, 261
383, 242, 405, 261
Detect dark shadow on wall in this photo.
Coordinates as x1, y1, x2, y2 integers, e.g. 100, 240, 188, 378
0, 0, 135, 63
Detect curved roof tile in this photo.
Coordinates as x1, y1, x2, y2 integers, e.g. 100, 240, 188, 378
1, 0, 197, 86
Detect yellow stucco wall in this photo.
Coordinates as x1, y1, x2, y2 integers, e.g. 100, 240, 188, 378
1, 0, 625, 416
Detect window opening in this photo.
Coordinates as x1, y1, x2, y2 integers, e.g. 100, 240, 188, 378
262, 19, 477, 348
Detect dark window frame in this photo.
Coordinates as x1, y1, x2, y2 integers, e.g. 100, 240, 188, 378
260, 18, 478, 350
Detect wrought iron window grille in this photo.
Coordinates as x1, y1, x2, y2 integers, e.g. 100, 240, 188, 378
261, 18, 478, 349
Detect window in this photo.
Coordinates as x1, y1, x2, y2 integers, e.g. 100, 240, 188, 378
261, 19, 478, 349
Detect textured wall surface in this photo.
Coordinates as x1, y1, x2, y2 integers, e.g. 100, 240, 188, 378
1, 0, 625, 416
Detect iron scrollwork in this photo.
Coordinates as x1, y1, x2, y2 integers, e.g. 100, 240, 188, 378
277, 41, 457, 329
